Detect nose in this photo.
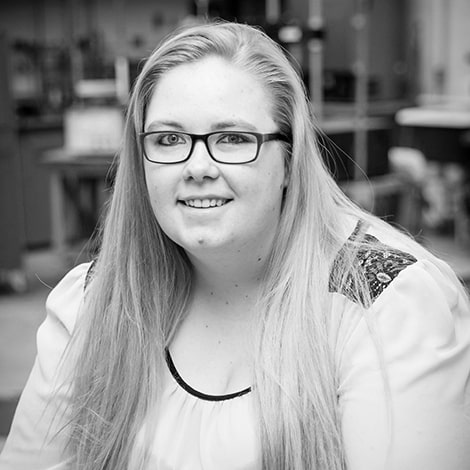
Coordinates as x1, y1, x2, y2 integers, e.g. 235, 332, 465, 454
182, 139, 220, 182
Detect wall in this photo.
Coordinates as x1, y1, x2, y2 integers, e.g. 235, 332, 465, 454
445, 0, 470, 98
408, 0, 470, 100
0, 33, 24, 266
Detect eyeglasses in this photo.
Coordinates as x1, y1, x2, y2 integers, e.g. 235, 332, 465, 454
139, 131, 290, 164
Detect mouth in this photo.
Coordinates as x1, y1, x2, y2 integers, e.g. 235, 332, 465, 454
180, 198, 232, 209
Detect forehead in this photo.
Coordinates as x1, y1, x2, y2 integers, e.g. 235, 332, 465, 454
144, 56, 276, 131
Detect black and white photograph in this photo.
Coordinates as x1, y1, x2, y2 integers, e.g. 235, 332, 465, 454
0, 1, 469, 469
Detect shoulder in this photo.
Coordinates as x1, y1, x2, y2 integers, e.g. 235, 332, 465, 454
370, 256, 470, 344
352, 233, 418, 302
0, 263, 94, 465
333, 230, 470, 381
337, 254, 470, 470
330, 230, 418, 304
44, 261, 94, 335
329, 222, 470, 352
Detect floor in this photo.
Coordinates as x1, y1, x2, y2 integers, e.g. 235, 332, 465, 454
0, 234, 469, 452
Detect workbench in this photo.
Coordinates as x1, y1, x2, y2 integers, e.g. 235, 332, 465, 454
42, 149, 116, 255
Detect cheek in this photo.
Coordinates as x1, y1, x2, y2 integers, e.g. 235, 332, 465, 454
144, 176, 158, 208
144, 171, 170, 218
247, 171, 285, 219
264, 166, 286, 204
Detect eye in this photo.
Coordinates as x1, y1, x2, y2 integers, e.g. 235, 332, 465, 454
153, 132, 187, 146
217, 132, 255, 145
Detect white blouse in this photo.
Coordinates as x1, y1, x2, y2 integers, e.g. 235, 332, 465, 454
148, 352, 260, 470
1, 235, 470, 469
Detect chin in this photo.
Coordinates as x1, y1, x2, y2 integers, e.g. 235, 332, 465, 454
177, 234, 234, 255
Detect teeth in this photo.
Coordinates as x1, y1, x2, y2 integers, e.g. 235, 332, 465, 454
184, 198, 228, 208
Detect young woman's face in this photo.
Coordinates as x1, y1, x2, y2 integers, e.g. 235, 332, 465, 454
143, 56, 288, 258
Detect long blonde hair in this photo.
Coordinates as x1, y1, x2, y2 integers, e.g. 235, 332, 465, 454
65, 21, 431, 469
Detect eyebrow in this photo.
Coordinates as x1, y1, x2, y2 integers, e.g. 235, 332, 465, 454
145, 120, 185, 132
144, 119, 258, 132
211, 120, 258, 131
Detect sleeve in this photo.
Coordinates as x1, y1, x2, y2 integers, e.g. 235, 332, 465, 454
0, 263, 91, 470
337, 259, 470, 470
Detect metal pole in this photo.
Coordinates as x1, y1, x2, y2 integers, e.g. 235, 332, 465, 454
266, 0, 281, 24
195, 0, 209, 18
352, 0, 370, 180
308, 0, 324, 121
66, 0, 82, 88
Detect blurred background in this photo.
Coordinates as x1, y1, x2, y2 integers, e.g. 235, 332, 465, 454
1, 0, 470, 449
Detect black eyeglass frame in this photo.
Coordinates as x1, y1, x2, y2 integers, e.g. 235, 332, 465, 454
139, 131, 291, 165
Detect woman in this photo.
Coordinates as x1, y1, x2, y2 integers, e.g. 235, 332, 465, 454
1, 22, 469, 470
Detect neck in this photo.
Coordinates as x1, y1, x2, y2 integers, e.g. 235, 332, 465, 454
186, 246, 270, 319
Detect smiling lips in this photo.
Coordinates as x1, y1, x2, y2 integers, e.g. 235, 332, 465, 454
182, 198, 231, 208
